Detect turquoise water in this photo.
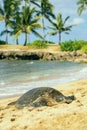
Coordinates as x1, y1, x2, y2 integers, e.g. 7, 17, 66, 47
0, 60, 87, 99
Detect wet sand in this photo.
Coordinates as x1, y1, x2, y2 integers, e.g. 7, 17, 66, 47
0, 79, 87, 130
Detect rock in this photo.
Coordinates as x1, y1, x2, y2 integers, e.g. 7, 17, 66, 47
0, 50, 87, 62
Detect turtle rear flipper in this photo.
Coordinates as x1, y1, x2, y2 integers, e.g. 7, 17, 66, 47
8, 101, 16, 106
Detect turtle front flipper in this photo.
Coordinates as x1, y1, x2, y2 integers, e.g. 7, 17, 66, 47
28, 96, 48, 107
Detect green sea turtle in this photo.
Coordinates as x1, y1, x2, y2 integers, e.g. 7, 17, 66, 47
8, 87, 75, 108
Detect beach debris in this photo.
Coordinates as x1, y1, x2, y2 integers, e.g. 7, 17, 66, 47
10, 118, 15, 122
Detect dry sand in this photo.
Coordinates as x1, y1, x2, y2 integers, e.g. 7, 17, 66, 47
0, 79, 87, 130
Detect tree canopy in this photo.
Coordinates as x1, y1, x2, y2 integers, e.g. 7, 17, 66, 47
0, 0, 76, 45
49, 13, 74, 44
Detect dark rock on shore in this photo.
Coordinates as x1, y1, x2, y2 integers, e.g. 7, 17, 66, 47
0, 50, 87, 62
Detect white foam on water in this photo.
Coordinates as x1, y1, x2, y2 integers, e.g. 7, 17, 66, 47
73, 67, 87, 80
0, 81, 5, 85
79, 67, 87, 73
26, 61, 34, 65
0, 61, 87, 99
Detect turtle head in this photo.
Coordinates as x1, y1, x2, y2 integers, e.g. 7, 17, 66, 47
69, 95, 76, 100
65, 95, 76, 104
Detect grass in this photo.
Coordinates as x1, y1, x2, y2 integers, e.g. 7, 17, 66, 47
0, 44, 61, 52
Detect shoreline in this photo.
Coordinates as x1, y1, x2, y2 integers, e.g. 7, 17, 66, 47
0, 45, 87, 62
0, 78, 87, 130
1, 58, 87, 101
0, 77, 86, 100
1, 78, 87, 100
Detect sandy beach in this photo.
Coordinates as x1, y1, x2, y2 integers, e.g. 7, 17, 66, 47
0, 79, 87, 130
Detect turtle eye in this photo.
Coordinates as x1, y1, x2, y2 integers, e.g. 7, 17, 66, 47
56, 97, 64, 102
28, 102, 33, 106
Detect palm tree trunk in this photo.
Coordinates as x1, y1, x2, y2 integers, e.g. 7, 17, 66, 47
28, 35, 30, 44
24, 32, 27, 46
59, 31, 61, 45
42, 17, 45, 42
16, 39, 19, 45
5, 20, 8, 44
41, 1, 45, 42
6, 28, 8, 44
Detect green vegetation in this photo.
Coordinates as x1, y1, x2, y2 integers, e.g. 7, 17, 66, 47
61, 40, 74, 51
49, 13, 74, 45
27, 39, 87, 51
76, 0, 87, 53
0, 0, 55, 45
30, 40, 47, 49
35, 0, 55, 40
61, 40, 87, 51
0, 0, 17, 44
11, 7, 43, 46
77, 0, 87, 15
81, 44, 87, 53
0, 0, 87, 53
27, 40, 55, 49
0, 0, 74, 46
72, 40, 87, 50
0, 40, 6, 45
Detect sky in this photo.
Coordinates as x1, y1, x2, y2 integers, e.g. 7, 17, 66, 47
0, 0, 87, 44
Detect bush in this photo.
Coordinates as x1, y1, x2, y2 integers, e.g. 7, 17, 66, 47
30, 40, 47, 49
45, 40, 55, 44
60, 40, 73, 51
61, 40, 87, 52
72, 40, 87, 51
0, 40, 6, 45
81, 44, 87, 53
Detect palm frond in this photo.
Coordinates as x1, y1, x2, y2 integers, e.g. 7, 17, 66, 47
48, 31, 57, 35
31, 22, 43, 28
50, 20, 58, 29
0, 30, 7, 36
0, 30, 10, 36
62, 26, 72, 32
14, 30, 22, 40
77, 0, 87, 15
32, 29, 44, 39
31, 0, 40, 7
0, 7, 4, 15
26, 26, 31, 34
77, 6, 84, 15
48, 26, 57, 31
64, 32, 70, 34
63, 16, 70, 25
0, 15, 4, 21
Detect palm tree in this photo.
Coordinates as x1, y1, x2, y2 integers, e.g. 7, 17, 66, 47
35, 0, 54, 40
77, 0, 87, 15
10, 12, 21, 45
11, 6, 43, 46
0, 0, 17, 44
49, 13, 74, 45
22, 0, 39, 7
10, 0, 21, 45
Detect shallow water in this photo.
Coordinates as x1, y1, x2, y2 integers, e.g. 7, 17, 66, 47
0, 60, 87, 99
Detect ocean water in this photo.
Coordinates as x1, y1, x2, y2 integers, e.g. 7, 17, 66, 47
0, 60, 87, 99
